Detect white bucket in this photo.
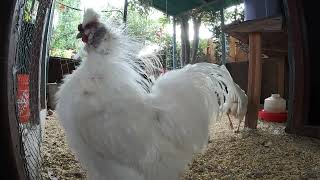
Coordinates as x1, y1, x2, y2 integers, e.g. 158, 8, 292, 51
264, 94, 286, 113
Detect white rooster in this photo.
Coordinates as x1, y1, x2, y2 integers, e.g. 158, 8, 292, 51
221, 83, 248, 132
56, 9, 247, 180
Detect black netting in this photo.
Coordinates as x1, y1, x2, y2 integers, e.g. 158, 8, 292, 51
13, 0, 54, 179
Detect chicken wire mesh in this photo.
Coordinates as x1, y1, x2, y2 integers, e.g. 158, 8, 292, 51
12, 0, 54, 179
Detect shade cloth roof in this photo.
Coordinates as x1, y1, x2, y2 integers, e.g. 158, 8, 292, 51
150, 0, 242, 16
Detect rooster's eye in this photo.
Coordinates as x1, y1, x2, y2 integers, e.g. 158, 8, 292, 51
78, 24, 84, 32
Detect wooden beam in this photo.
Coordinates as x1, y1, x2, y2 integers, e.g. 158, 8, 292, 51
220, 8, 226, 65
223, 16, 283, 33
245, 32, 262, 129
283, 0, 306, 134
30, 0, 51, 124
277, 59, 285, 97
3, 0, 30, 178
123, 0, 128, 24
172, 17, 177, 69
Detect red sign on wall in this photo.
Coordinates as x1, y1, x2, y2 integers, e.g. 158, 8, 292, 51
17, 74, 30, 123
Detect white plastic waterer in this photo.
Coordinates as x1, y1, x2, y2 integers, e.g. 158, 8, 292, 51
264, 94, 286, 113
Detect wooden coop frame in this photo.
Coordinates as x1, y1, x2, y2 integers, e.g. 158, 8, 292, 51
223, 0, 320, 138
149, 0, 320, 138
283, 0, 320, 138
223, 15, 287, 129
1, 0, 27, 178
0, 0, 319, 179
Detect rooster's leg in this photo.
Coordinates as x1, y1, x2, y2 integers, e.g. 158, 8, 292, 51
235, 117, 243, 133
227, 114, 234, 129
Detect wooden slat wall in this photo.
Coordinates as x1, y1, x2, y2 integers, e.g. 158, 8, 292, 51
47, 57, 80, 83
226, 58, 289, 105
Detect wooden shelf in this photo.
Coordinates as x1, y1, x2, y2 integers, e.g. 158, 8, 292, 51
224, 16, 284, 32
223, 16, 288, 57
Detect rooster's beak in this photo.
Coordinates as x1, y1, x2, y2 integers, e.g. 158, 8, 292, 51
76, 32, 83, 39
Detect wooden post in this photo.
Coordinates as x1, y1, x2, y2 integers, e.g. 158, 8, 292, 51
277, 59, 285, 97
172, 16, 176, 69
3, 0, 30, 178
245, 32, 262, 129
220, 8, 226, 65
30, 0, 51, 124
123, 0, 128, 24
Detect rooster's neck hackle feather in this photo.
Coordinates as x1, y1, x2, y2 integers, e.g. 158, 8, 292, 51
82, 8, 100, 27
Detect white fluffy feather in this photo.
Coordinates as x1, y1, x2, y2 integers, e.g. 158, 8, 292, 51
82, 8, 100, 27
56, 9, 247, 180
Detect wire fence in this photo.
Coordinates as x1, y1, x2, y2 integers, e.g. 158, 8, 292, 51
13, 0, 54, 179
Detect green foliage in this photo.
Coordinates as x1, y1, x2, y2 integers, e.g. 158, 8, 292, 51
197, 39, 207, 57
23, 0, 33, 22
225, 5, 245, 23
50, 0, 81, 58
100, 9, 123, 24
126, 3, 166, 44
201, 4, 244, 64
126, 1, 174, 69
49, 0, 171, 61
129, 0, 151, 15
158, 33, 180, 69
